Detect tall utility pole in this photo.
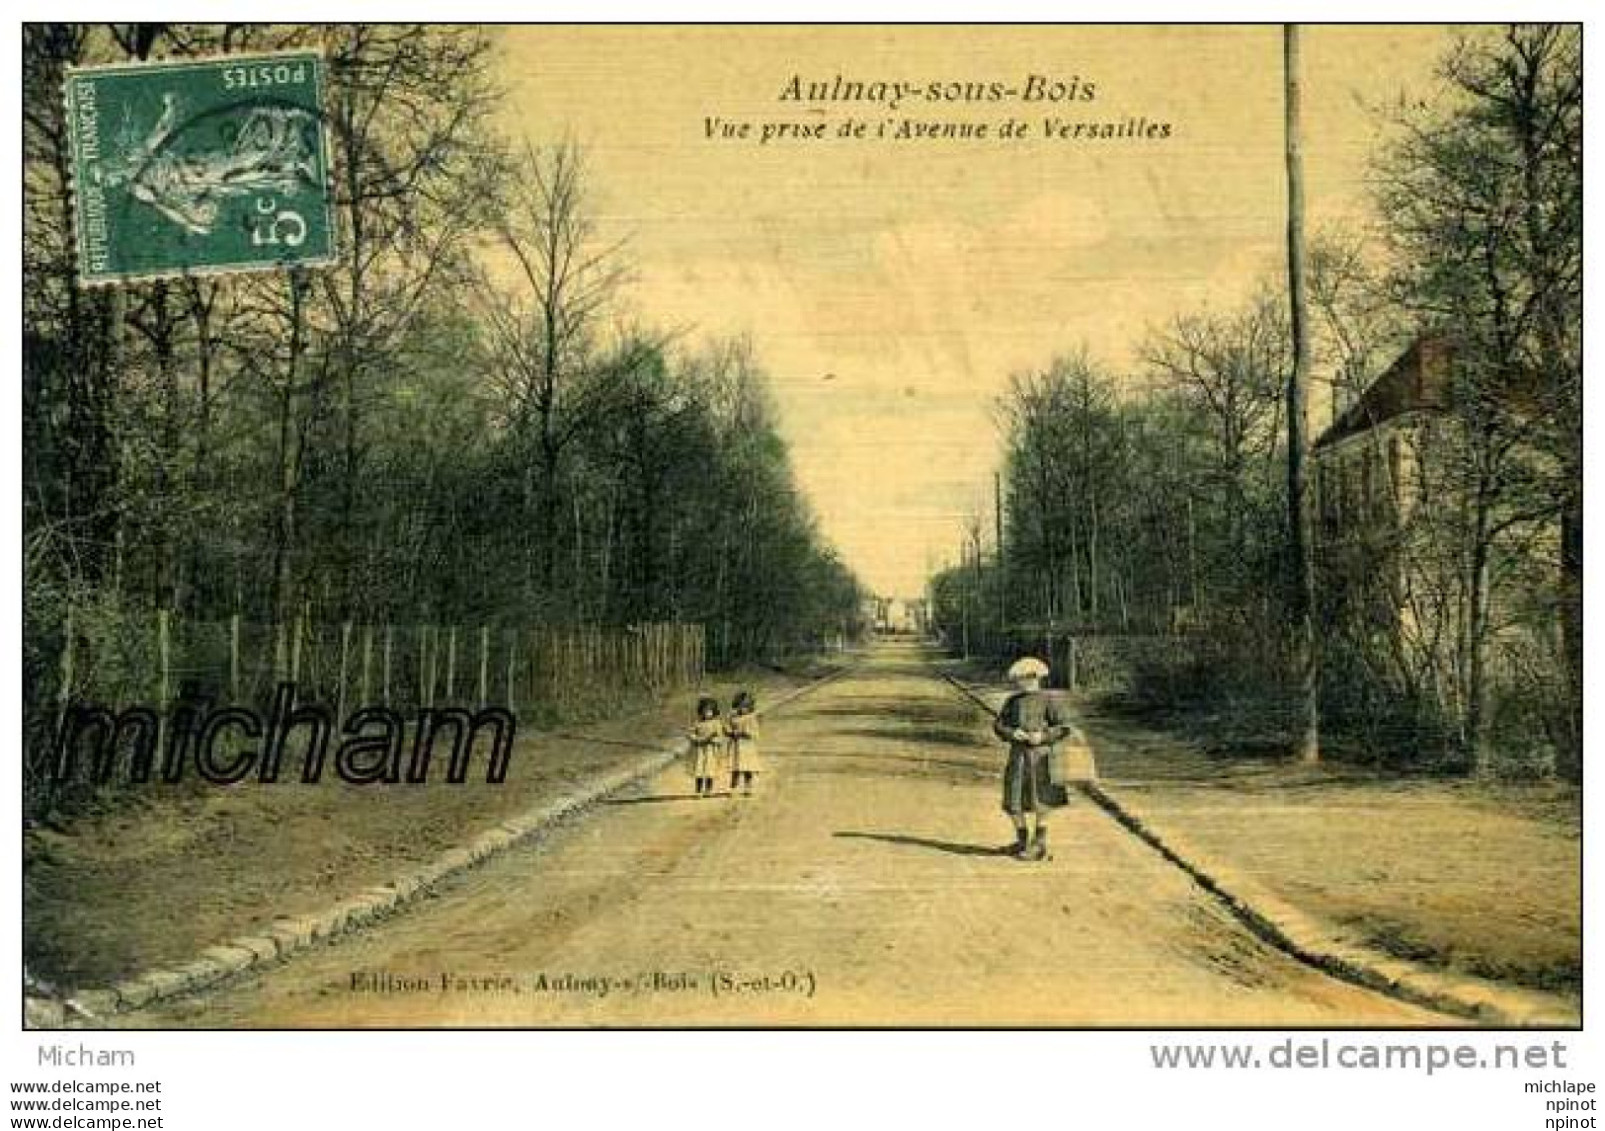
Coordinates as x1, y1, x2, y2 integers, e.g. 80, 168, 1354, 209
1284, 25, 1320, 763
971, 525, 984, 654
959, 541, 971, 659
994, 472, 1007, 636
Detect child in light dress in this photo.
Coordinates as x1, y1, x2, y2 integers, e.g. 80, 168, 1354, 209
685, 695, 726, 798
725, 690, 764, 797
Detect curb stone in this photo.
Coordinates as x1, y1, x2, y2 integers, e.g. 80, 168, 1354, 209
231, 935, 279, 964
201, 945, 256, 975
64, 989, 118, 1021
26, 664, 848, 1029
138, 971, 188, 1000
266, 921, 308, 953
1084, 781, 1577, 1027
110, 978, 155, 1010
24, 998, 65, 1029
936, 668, 1578, 1029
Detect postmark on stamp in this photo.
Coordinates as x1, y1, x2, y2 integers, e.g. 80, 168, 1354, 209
64, 50, 337, 286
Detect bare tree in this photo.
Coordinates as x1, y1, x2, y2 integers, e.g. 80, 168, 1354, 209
318, 25, 502, 617
475, 141, 630, 612
1143, 292, 1288, 567
1376, 24, 1581, 774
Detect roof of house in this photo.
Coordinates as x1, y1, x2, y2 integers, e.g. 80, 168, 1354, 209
1313, 334, 1454, 453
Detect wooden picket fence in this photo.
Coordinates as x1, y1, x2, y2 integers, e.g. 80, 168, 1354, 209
50, 607, 705, 718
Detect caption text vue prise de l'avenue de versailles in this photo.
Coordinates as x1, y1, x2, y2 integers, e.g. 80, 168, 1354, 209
703, 73, 1174, 144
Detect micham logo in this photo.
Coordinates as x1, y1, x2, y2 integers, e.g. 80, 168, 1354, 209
48, 683, 516, 786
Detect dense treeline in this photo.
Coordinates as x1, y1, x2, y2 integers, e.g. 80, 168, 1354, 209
24, 25, 863, 808
933, 26, 1580, 777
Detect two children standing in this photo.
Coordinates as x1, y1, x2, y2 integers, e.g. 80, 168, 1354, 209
685, 690, 764, 798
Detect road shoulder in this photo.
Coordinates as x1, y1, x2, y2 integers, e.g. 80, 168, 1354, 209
939, 663, 1579, 1028
25, 662, 844, 1027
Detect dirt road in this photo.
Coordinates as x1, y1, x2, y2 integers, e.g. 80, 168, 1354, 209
135, 642, 1444, 1027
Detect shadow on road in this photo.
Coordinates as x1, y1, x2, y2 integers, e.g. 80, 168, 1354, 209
604, 793, 708, 806
784, 750, 996, 779
820, 725, 988, 748
833, 831, 1008, 858
786, 699, 978, 726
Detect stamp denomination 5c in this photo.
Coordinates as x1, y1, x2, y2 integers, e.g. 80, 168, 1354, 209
64, 50, 337, 286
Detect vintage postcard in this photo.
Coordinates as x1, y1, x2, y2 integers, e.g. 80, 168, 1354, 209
20, 23, 1581, 1034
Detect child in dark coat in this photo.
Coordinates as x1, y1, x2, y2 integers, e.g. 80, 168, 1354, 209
994, 656, 1074, 861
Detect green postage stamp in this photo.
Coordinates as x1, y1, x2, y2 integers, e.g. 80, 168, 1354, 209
64, 50, 337, 285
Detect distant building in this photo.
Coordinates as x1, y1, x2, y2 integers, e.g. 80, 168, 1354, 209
864, 596, 927, 635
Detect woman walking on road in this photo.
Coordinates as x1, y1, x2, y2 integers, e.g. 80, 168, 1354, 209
995, 656, 1075, 861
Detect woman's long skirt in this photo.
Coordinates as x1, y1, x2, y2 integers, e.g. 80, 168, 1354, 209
1001, 745, 1068, 814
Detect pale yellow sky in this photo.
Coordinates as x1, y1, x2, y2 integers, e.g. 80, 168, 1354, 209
498, 25, 1457, 596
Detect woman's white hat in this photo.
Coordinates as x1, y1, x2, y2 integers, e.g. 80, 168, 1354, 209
1006, 656, 1050, 680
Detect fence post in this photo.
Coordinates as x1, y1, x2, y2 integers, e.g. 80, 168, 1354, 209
529, 628, 540, 708
506, 629, 518, 715
157, 608, 171, 710
290, 608, 304, 694
229, 612, 241, 703
338, 621, 352, 722
478, 626, 489, 706
416, 625, 426, 708
1066, 636, 1078, 691
382, 624, 393, 707
156, 608, 172, 766
361, 625, 373, 706
446, 626, 458, 705
56, 602, 75, 731
421, 626, 434, 709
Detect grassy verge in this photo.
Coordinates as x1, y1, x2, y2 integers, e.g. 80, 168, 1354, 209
24, 658, 841, 990
944, 658, 1580, 1004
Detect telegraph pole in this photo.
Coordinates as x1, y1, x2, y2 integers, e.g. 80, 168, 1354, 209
1284, 24, 1321, 763
960, 541, 971, 659
995, 472, 1007, 637
970, 524, 985, 655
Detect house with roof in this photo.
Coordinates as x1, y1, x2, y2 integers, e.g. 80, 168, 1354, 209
1311, 332, 1566, 767
1313, 333, 1453, 547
